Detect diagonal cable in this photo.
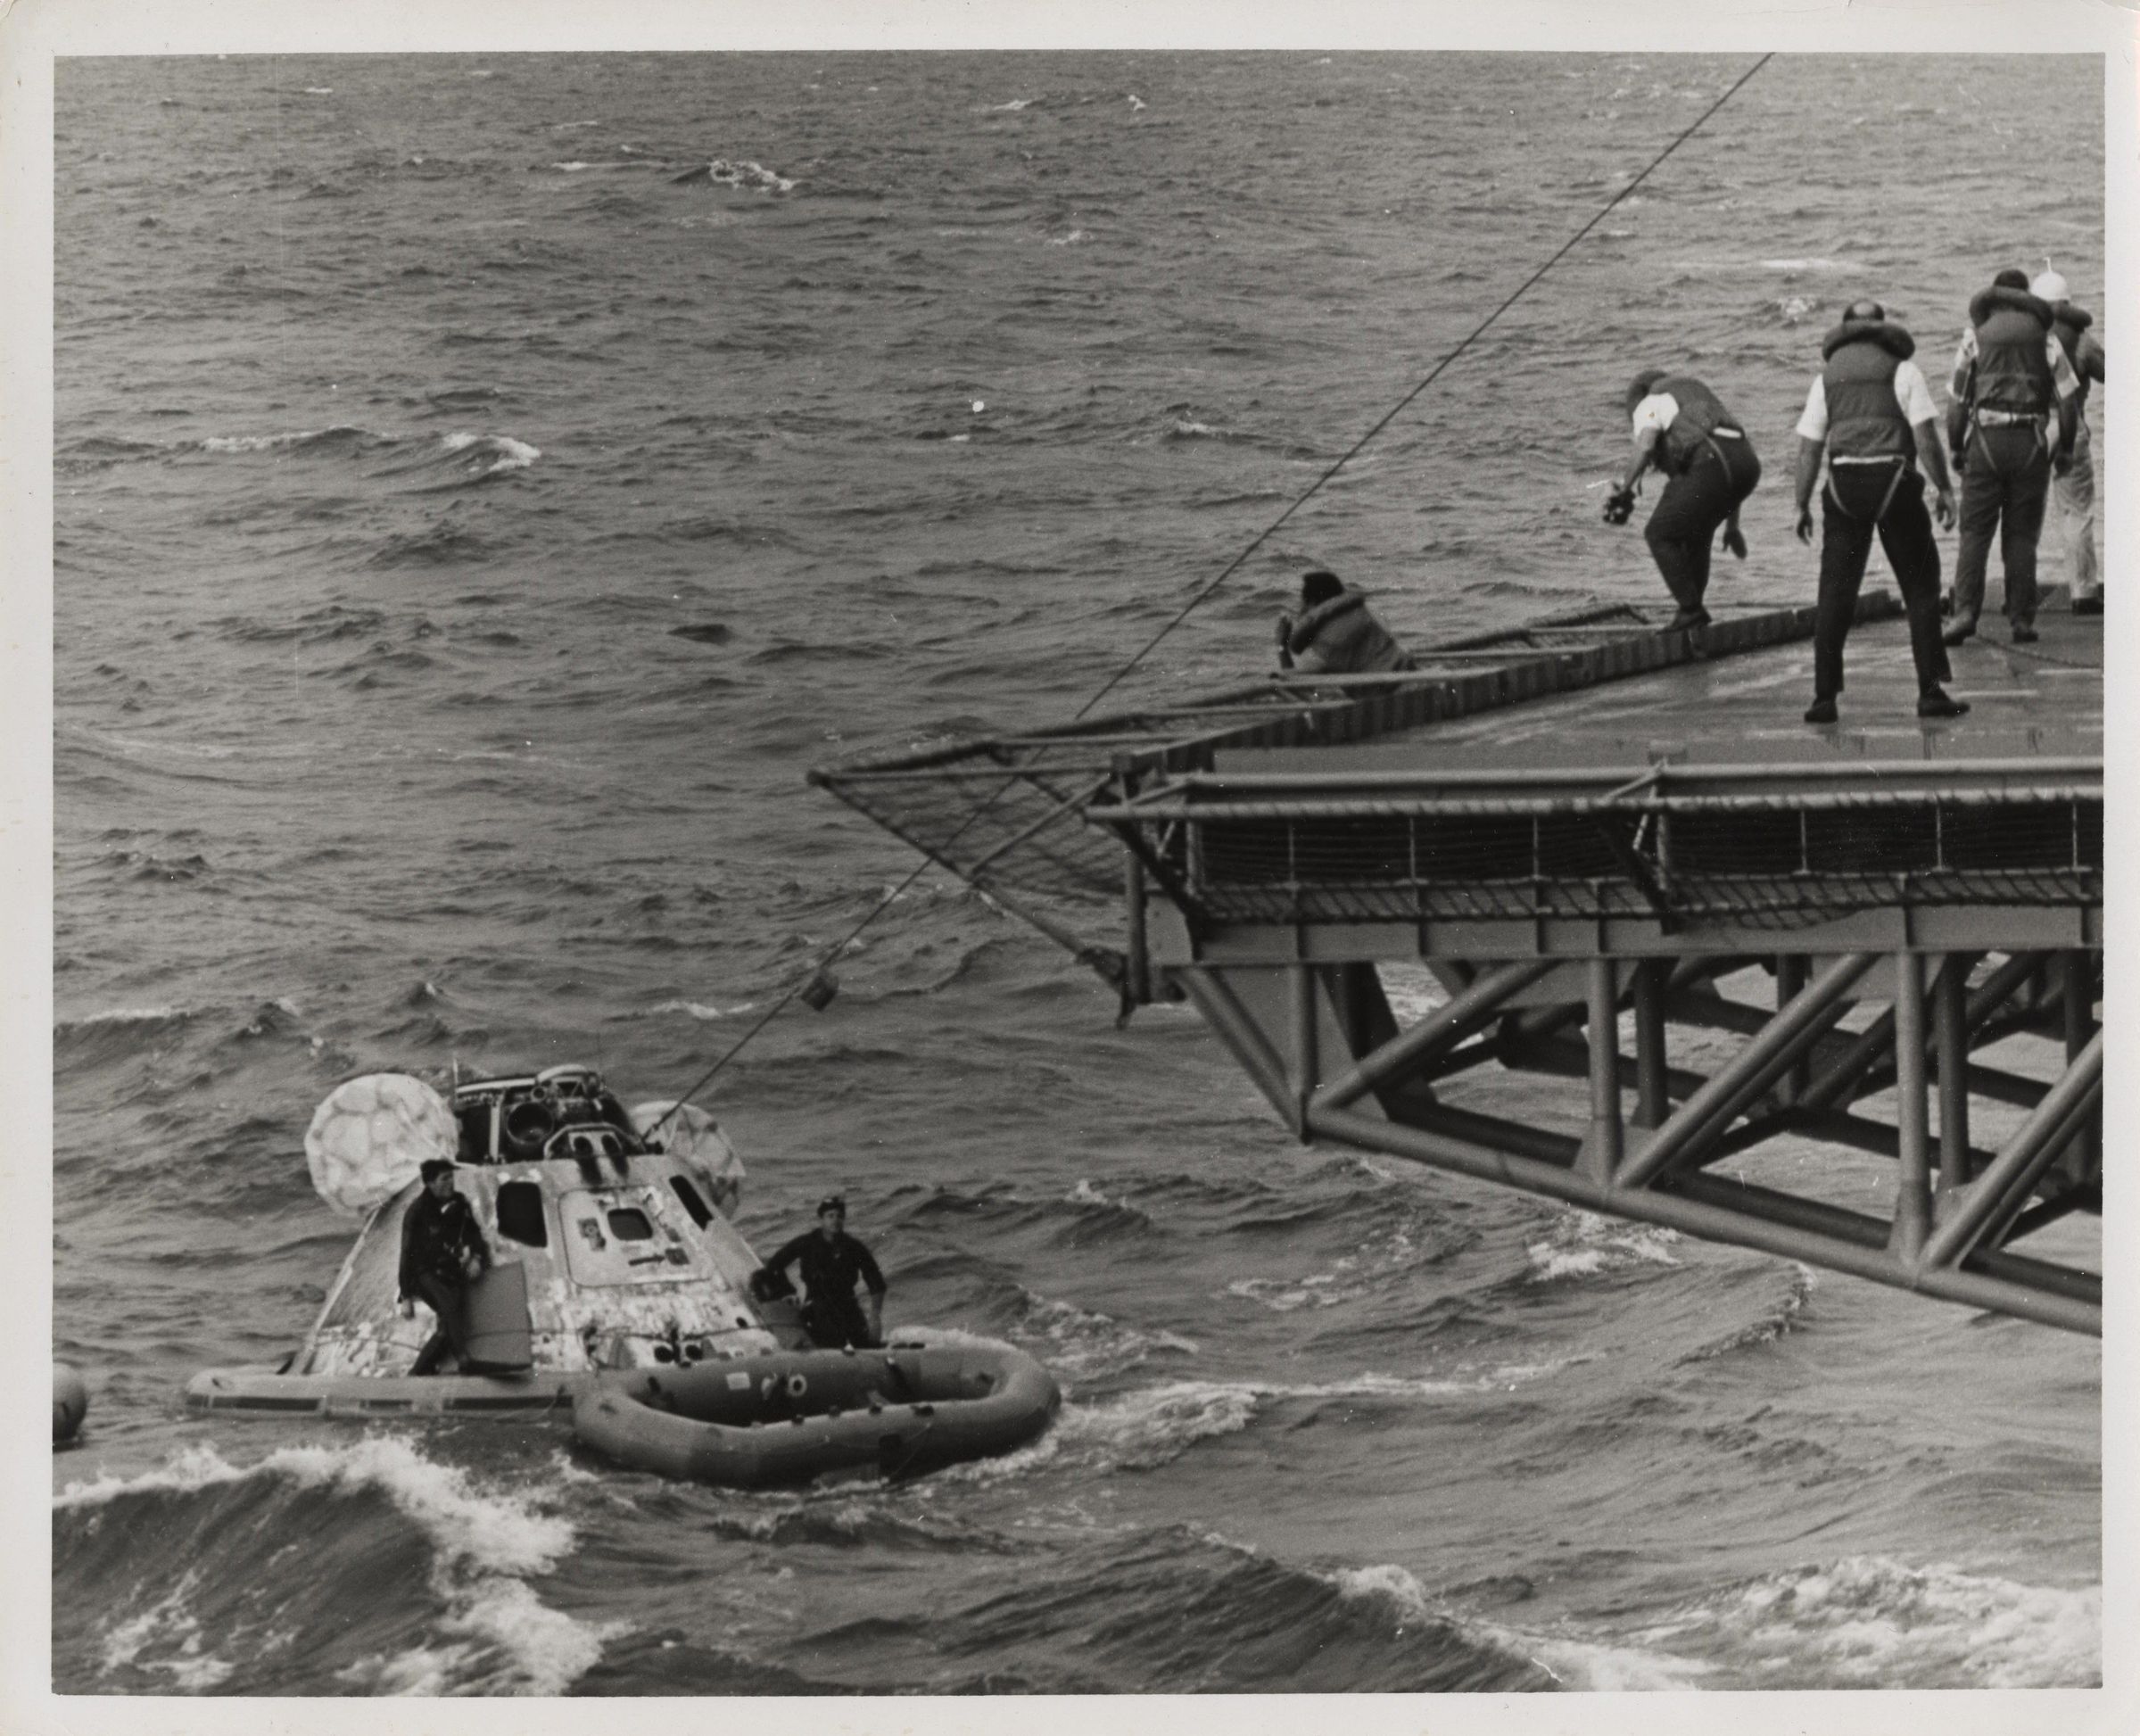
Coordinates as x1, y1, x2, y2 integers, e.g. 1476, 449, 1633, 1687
665, 53, 1775, 1112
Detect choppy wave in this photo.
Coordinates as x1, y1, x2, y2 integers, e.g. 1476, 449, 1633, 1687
669, 158, 795, 193
66, 425, 541, 487
1332, 1563, 1706, 1691
54, 1438, 616, 1696
930, 1525, 1555, 1691
1524, 1210, 1682, 1282
1679, 1263, 1817, 1360
1622, 1555, 2100, 1688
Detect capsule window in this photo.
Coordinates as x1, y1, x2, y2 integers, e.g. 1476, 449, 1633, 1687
668, 1176, 714, 1228
605, 1206, 656, 1242
494, 1181, 549, 1248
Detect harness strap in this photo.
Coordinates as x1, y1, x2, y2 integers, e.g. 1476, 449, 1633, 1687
1822, 457, 1909, 525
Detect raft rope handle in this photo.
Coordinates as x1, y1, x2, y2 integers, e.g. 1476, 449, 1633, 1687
648, 54, 1775, 1131
1074, 50, 1776, 722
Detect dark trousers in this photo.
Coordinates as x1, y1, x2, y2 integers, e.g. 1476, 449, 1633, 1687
1814, 465, 1951, 700
1952, 426, 2051, 631
1645, 437, 1762, 614
409, 1270, 470, 1376
802, 1292, 878, 1351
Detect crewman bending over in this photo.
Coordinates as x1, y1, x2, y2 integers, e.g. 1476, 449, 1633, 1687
1605, 368, 1761, 631
759, 1195, 887, 1350
398, 1158, 492, 1376
1791, 299, 1967, 724
1277, 570, 1415, 674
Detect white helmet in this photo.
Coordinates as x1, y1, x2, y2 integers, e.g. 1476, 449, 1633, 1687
2030, 267, 2070, 304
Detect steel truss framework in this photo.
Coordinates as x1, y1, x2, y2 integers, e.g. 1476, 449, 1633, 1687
811, 599, 2100, 1335
1169, 943, 2100, 1334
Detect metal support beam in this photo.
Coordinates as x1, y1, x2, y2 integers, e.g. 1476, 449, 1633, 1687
1920, 1031, 2103, 1271
1177, 969, 1296, 1128
1306, 1100, 2096, 1335
1984, 1088, 2103, 1252
1579, 957, 1623, 1184
1317, 956, 1558, 1110
1797, 1004, 1895, 1114
1933, 950, 1971, 1196
1124, 849, 1152, 1006
1776, 955, 1809, 1101
1617, 952, 1877, 1190
1890, 952, 1930, 1260
1632, 959, 1669, 1129
1290, 962, 1318, 1142
2061, 949, 2099, 1186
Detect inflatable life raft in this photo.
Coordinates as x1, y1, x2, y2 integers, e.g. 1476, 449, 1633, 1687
572, 1339, 1060, 1487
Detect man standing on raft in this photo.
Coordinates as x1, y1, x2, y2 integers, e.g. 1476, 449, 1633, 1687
758, 1195, 888, 1350
1604, 368, 1761, 631
1791, 299, 1967, 724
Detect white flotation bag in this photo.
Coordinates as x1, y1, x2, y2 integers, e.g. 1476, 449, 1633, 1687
305, 1072, 459, 1216
629, 1100, 745, 1218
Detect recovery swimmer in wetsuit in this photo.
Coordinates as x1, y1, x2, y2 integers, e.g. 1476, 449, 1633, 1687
756, 1195, 887, 1350
398, 1158, 492, 1375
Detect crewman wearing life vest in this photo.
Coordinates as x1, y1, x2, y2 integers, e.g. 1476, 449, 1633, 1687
398, 1159, 492, 1376
1941, 269, 2081, 646
1276, 570, 1416, 674
1791, 301, 1966, 724
2030, 267, 2105, 616
1604, 370, 1761, 631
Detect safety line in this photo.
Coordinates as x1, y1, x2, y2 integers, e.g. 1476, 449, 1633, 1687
1073, 51, 1775, 721
655, 54, 1774, 1120
643, 784, 1016, 1136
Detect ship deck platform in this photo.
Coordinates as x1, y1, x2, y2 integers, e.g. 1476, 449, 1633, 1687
1216, 600, 2101, 779
814, 591, 2103, 1334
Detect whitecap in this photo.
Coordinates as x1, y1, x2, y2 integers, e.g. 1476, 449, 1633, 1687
57, 1004, 190, 1031
1525, 1209, 1681, 1282
644, 997, 755, 1021
439, 431, 541, 475
1624, 1555, 2099, 1689
989, 98, 1033, 112
198, 430, 318, 454
63, 1438, 618, 1696
1332, 1564, 1710, 1689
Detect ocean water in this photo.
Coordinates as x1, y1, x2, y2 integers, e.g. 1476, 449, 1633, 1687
52, 51, 2103, 1696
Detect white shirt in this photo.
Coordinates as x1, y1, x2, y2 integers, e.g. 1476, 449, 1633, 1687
1795, 360, 1940, 460
1630, 393, 1681, 442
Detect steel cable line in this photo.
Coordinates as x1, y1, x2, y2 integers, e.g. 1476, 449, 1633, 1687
650, 53, 1774, 1126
